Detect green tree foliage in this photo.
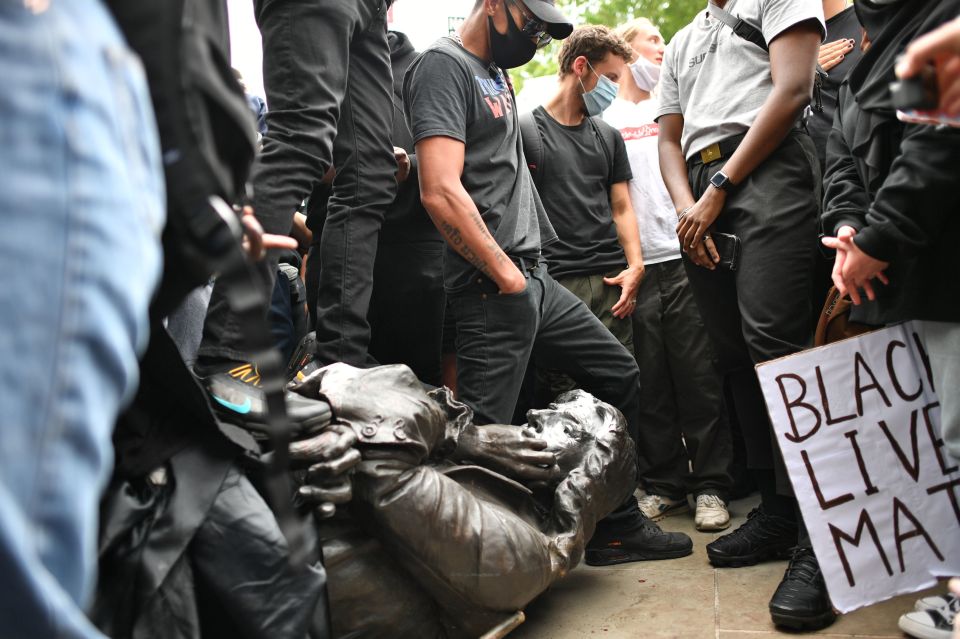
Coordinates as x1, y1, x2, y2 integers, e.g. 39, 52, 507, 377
512, 0, 703, 92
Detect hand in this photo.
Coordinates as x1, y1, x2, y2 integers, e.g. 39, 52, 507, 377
239, 205, 299, 260
454, 423, 558, 482
394, 146, 412, 183
289, 212, 313, 253
497, 265, 527, 295
287, 423, 362, 517
604, 265, 645, 319
677, 189, 725, 269
896, 17, 960, 115
818, 39, 855, 72
821, 226, 890, 305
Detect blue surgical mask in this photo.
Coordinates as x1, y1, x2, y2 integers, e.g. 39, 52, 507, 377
579, 61, 619, 116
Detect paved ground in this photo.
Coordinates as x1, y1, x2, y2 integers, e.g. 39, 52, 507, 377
510, 494, 942, 639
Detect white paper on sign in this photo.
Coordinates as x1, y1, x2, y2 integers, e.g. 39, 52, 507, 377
757, 322, 960, 614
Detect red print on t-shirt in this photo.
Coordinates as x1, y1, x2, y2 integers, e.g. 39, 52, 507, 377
618, 124, 659, 141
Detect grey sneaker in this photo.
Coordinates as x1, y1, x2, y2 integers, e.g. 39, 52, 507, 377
695, 494, 731, 531
915, 592, 958, 612
899, 594, 959, 639
637, 493, 688, 521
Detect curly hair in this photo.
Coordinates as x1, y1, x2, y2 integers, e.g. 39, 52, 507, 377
557, 25, 634, 77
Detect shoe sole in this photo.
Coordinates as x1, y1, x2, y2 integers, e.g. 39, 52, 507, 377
770, 608, 837, 632
585, 545, 693, 567
707, 544, 793, 568
212, 407, 331, 438
695, 518, 732, 532
898, 614, 954, 639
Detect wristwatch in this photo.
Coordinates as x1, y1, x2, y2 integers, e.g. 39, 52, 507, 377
709, 170, 736, 192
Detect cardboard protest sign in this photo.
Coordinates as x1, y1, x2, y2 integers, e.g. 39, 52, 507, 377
757, 322, 960, 613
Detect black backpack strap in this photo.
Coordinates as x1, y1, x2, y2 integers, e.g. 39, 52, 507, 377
707, 3, 768, 51
587, 117, 617, 190
519, 111, 544, 189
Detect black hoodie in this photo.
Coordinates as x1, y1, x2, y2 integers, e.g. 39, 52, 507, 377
822, 0, 960, 325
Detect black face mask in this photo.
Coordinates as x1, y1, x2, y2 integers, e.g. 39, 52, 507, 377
855, 0, 907, 40
488, 2, 537, 69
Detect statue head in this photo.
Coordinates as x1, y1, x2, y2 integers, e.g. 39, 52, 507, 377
525, 390, 627, 476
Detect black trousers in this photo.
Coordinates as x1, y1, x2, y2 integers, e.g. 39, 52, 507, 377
449, 261, 645, 528
632, 259, 732, 500
198, 0, 396, 367
683, 131, 819, 495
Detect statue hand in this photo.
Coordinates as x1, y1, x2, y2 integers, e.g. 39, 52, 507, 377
454, 424, 558, 482
288, 423, 362, 516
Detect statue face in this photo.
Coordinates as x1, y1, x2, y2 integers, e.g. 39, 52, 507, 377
525, 390, 625, 475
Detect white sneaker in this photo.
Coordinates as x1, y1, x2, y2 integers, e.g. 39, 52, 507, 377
694, 494, 731, 531
916, 592, 958, 612
637, 494, 688, 521
898, 607, 957, 639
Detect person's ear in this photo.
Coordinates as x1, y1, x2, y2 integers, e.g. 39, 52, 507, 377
573, 55, 587, 77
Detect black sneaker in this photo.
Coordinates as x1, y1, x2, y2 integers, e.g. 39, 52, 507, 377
199, 362, 331, 438
585, 514, 693, 566
769, 547, 837, 631
705, 506, 797, 567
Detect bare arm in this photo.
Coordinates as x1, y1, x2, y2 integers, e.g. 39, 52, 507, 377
717, 21, 823, 185
657, 113, 696, 214
416, 136, 525, 293
673, 21, 823, 266
604, 181, 645, 318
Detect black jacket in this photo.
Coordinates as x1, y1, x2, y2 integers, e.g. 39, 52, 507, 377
822, 0, 960, 325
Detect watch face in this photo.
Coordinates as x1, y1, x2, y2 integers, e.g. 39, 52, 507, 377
710, 172, 727, 189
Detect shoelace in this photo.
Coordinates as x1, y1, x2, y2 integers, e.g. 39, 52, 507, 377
698, 495, 725, 509
784, 548, 821, 584
943, 595, 960, 621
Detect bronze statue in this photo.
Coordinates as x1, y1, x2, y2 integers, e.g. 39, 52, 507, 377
289, 363, 637, 638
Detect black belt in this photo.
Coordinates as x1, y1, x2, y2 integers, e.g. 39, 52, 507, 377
686, 123, 807, 168
509, 255, 541, 273
687, 133, 748, 168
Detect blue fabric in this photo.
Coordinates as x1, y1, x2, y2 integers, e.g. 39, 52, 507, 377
0, 2, 163, 636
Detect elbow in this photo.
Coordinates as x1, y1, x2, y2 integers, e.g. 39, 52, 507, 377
420, 187, 448, 217
779, 82, 815, 117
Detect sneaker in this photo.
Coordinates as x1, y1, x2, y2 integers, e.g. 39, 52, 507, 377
916, 592, 959, 612
769, 547, 837, 631
899, 595, 959, 639
200, 363, 331, 437
585, 513, 693, 566
695, 494, 731, 531
637, 493, 689, 521
705, 506, 797, 567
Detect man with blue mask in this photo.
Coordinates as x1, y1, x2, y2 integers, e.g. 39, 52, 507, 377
406, 4, 692, 566
519, 26, 645, 420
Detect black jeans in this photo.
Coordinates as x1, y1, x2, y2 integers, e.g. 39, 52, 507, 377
683, 131, 819, 496
368, 241, 446, 386
632, 259, 732, 500
449, 261, 644, 528
198, 0, 396, 367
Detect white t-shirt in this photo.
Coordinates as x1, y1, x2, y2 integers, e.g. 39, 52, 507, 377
603, 97, 682, 265
656, 0, 825, 160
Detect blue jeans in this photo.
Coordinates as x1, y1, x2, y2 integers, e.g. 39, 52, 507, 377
0, 2, 164, 637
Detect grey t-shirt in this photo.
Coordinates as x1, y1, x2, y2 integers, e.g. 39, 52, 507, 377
656, 0, 825, 160
403, 37, 556, 292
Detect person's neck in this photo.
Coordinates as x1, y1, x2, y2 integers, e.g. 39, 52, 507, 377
458, 13, 493, 63
822, 0, 847, 21
618, 69, 651, 105
709, 0, 728, 9
544, 82, 588, 126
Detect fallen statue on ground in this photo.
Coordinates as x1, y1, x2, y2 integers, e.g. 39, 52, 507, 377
289, 363, 637, 638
